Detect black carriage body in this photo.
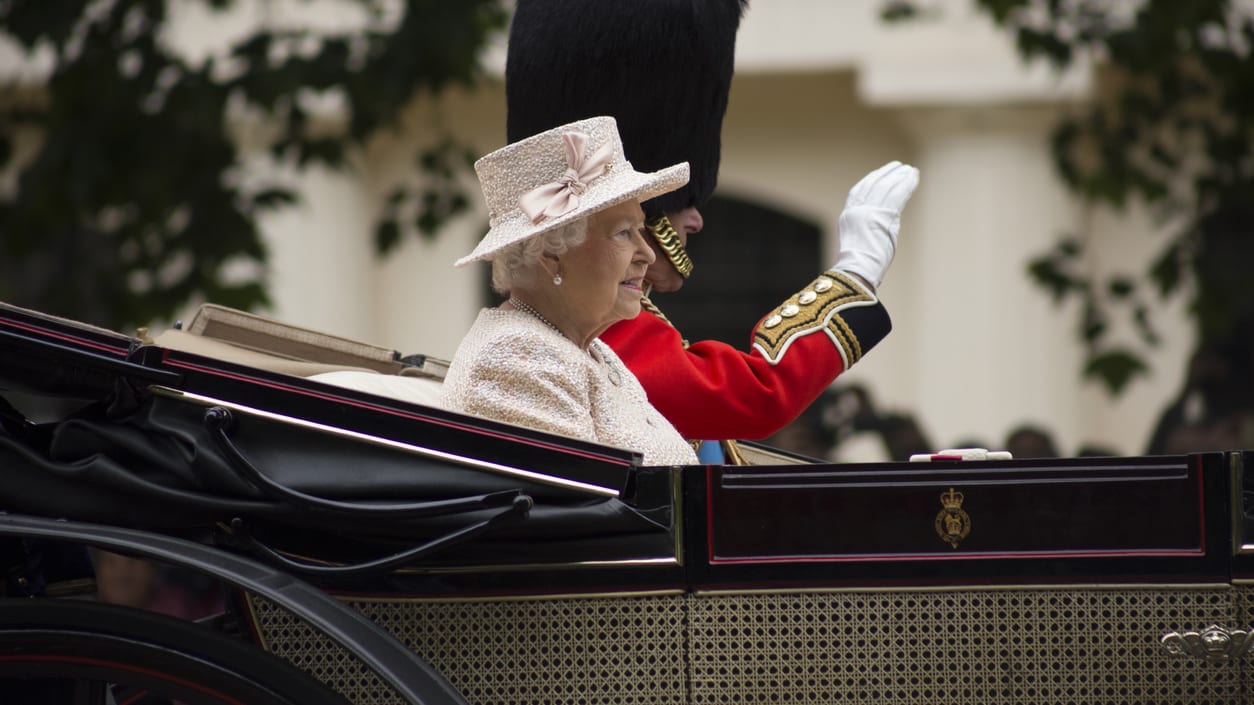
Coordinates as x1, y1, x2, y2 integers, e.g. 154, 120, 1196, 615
3, 302, 1254, 705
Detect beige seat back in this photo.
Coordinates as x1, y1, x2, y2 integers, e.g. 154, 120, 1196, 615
153, 304, 448, 408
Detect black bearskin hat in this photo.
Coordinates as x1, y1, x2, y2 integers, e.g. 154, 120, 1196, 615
506, 0, 748, 218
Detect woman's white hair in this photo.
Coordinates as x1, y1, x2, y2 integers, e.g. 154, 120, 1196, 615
490, 218, 588, 294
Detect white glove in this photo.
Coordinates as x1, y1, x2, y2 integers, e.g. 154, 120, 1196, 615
832, 161, 920, 290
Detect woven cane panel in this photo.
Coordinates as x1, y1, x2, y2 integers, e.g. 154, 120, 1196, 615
246, 595, 404, 705
1233, 585, 1254, 696
353, 595, 688, 705
688, 588, 1239, 705
247, 592, 688, 705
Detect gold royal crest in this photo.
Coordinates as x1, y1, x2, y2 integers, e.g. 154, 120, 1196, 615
934, 487, 971, 549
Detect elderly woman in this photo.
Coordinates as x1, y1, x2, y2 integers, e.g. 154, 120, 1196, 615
442, 117, 698, 465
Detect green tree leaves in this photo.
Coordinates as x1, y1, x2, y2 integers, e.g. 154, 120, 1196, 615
0, 0, 506, 330
887, 0, 1254, 395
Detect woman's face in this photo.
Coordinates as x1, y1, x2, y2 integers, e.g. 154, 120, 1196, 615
556, 200, 656, 335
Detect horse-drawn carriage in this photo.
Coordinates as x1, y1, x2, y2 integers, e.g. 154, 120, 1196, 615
2, 300, 1251, 704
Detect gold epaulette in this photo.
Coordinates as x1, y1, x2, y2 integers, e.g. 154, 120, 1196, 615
752, 270, 877, 366
641, 297, 689, 349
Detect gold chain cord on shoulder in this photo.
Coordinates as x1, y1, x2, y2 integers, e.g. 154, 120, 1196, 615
640, 297, 689, 349
640, 297, 747, 464
640, 297, 675, 327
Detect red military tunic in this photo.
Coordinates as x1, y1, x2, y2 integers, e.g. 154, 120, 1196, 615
600, 270, 892, 441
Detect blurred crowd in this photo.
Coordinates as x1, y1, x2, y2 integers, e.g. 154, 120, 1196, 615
767, 336, 1254, 463
761, 384, 1097, 462
1144, 338, 1254, 456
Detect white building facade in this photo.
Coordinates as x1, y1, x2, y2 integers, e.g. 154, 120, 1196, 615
5, 0, 1196, 456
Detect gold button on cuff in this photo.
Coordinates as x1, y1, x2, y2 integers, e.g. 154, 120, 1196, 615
780, 304, 800, 318
814, 279, 833, 293
798, 290, 817, 305
764, 314, 783, 328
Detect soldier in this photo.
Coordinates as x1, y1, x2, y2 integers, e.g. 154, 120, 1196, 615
505, 0, 918, 461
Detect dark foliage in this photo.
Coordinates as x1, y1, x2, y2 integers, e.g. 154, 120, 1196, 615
886, 0, 1254, 395
0, 0, 506, 329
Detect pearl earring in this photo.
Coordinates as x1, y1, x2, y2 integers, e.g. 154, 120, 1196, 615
553, 273, 563, 286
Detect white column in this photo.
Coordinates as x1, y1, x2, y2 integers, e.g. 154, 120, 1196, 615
258, 163, 378, 342
887, 106, 1088, 452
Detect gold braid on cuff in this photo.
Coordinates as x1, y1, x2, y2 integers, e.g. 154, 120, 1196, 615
646, 215, 694, 279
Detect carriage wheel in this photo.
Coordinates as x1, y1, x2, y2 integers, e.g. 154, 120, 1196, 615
0, 599, 351, 705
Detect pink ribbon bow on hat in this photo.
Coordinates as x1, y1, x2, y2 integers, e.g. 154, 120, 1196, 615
519, 132, 614, 224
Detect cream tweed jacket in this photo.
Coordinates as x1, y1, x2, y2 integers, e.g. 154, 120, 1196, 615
442, 308, 698, 466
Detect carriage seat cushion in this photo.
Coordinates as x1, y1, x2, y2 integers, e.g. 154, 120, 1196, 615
308, 370, 445, 409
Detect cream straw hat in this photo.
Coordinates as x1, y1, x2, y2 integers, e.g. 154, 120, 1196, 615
456, 116, 689, 267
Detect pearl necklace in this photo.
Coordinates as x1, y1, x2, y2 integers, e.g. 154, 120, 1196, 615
509, 298, 562, 335
510, 297, 621, 384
